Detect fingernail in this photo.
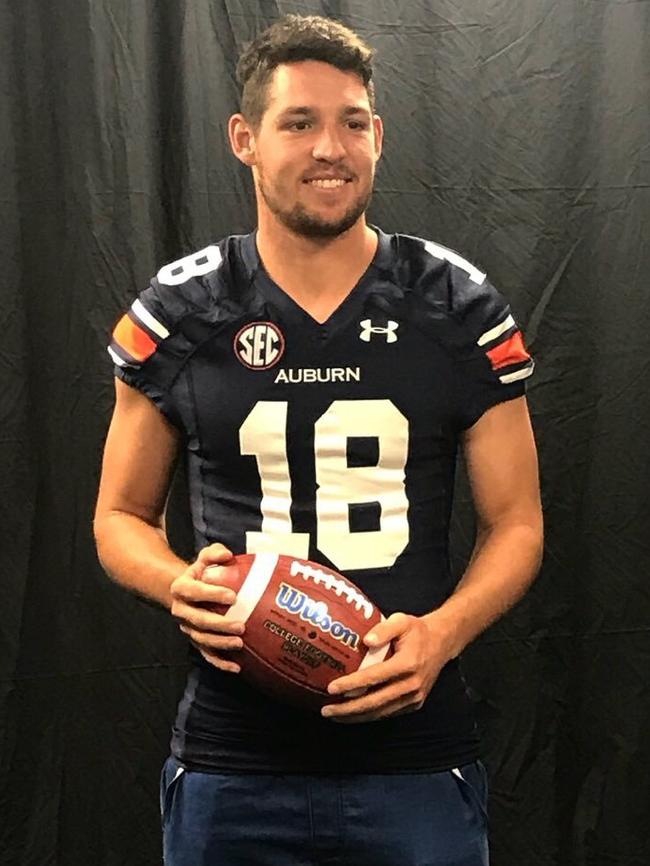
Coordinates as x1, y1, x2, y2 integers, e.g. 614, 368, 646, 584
365, 633, 378, 645
224, 591, 236, 604
321, 707, 333, 717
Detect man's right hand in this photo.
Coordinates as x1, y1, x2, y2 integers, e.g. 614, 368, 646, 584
170, 543, 246, 673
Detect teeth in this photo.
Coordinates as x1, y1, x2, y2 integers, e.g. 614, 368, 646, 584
308, 179, 347, 188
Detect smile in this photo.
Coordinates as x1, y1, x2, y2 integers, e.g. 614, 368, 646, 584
305, 179, 351, 189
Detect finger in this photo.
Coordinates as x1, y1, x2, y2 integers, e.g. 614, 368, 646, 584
173, 604, 246, 635
363, 612, 413, 648
327, 652, 415, 696
322, 677, 418, 720
172, 579, 238, 608
201, 560, 241, 589
183, 560, 205, 580
180, 626, 244, 653
197, 544, 233, 565
172, 603, 245, 630
323, 692, 419, 724
195, 645, 241, 674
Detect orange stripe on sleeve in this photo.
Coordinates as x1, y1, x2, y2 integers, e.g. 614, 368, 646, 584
112, 314, 157, 362
486, 331, 530, 371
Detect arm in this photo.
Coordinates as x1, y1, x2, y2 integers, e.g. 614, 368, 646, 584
93, 377, 187, 610
322, 395, 543, 721
423, 393, 543, 657
94, 378, 246, 671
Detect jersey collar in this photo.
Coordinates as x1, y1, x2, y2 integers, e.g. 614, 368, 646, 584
239, 225, 394, 334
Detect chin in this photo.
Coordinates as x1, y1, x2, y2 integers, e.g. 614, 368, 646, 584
281, 201, 369, 240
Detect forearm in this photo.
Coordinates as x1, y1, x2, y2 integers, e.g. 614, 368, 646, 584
94, 511, 189, 611
425, 520, 543, 660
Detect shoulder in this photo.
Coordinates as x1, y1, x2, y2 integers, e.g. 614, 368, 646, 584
381, 229, 533, 391
109, 234, 253, 369
147, 233, 254, 323
383, 230, 521, 346
388, 231, 492, 312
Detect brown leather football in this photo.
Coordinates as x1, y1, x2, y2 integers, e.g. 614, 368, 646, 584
205, 553, 390, 711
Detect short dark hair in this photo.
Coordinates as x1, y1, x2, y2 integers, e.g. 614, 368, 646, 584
236, 14, 376, 128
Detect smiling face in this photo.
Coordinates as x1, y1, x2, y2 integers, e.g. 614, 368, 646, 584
230, 60, 383, 239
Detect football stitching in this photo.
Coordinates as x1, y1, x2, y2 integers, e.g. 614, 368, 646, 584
288, 560, 373, 619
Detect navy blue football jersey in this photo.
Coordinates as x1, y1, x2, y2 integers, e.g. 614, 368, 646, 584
109, 227, 533, 773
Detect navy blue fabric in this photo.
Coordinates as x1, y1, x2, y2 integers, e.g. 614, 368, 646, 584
160, 755, 489, 866
111, 227, 532, 775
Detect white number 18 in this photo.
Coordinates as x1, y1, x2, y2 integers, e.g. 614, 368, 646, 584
239, 399, 409, 571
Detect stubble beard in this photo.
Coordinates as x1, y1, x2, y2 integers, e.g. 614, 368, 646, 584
257, 167, 374, 239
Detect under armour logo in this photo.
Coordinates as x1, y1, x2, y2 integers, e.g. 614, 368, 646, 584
359, 319, 399, 343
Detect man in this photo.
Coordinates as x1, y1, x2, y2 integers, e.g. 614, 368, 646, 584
94, 14, 542, 866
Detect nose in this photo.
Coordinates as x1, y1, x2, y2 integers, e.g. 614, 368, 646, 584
311, 125, 346, 163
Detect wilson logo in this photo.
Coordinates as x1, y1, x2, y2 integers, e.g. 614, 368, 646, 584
275, 583, 360, 649
234, 322, 285, 369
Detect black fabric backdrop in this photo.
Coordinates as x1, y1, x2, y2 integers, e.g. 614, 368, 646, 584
1, 1, 649, 864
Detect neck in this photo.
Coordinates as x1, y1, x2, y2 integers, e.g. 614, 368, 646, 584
255, 213, 378, 322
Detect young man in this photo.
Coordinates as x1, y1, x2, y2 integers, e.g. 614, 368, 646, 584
95, 14, 543, 866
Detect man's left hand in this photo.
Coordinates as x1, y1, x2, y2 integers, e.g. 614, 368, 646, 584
321, 612, 450, 723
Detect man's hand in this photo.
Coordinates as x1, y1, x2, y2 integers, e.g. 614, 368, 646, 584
320, 611, 451, 723
170, 543, 246, 674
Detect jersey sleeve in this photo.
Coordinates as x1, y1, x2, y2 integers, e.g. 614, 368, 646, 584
450, 267, 534, 430
107, 240, 240, 429
108, 278, 188, 428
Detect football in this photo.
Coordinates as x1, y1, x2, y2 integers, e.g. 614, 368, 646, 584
203, 553, 391, 711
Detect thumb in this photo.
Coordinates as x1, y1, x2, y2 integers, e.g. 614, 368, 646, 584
364, 612, 412, 647
197, 543, 233, 566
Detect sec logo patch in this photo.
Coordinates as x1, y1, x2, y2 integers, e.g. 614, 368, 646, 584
234, 322, 285, 370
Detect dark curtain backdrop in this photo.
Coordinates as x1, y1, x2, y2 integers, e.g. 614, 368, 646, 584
2, 1, 649, 864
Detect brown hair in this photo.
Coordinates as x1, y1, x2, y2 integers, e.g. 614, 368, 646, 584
236, 14, 376, 128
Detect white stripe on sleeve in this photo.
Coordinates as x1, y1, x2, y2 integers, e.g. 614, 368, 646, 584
499, 362, 535, 384
477, 314, 516, 347
108, 345, 127, 367
424, 241, 486, 285
132, 298, 170, 340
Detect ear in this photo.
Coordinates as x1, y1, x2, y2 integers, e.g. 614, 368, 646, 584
229, 113, 257, 167
372, 114, 384, 161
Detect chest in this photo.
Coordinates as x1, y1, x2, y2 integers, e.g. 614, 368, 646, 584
178, 314, 457, 449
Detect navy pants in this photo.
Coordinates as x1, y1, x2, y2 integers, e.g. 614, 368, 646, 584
160, 756, 489, 866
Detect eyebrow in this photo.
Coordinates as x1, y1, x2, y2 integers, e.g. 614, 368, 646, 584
342, 106, 371, 117
276, 105, 372, 121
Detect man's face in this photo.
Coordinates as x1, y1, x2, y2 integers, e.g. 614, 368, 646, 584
247, 61, 383, 239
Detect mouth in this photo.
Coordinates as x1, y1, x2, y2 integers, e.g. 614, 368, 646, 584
303, 177, 353, 190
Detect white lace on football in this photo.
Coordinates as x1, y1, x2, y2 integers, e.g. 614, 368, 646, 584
289, 561, 374, 619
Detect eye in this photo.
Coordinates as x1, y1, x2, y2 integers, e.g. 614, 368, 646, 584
288, 121, 311, 131
347, 120, 369, 131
